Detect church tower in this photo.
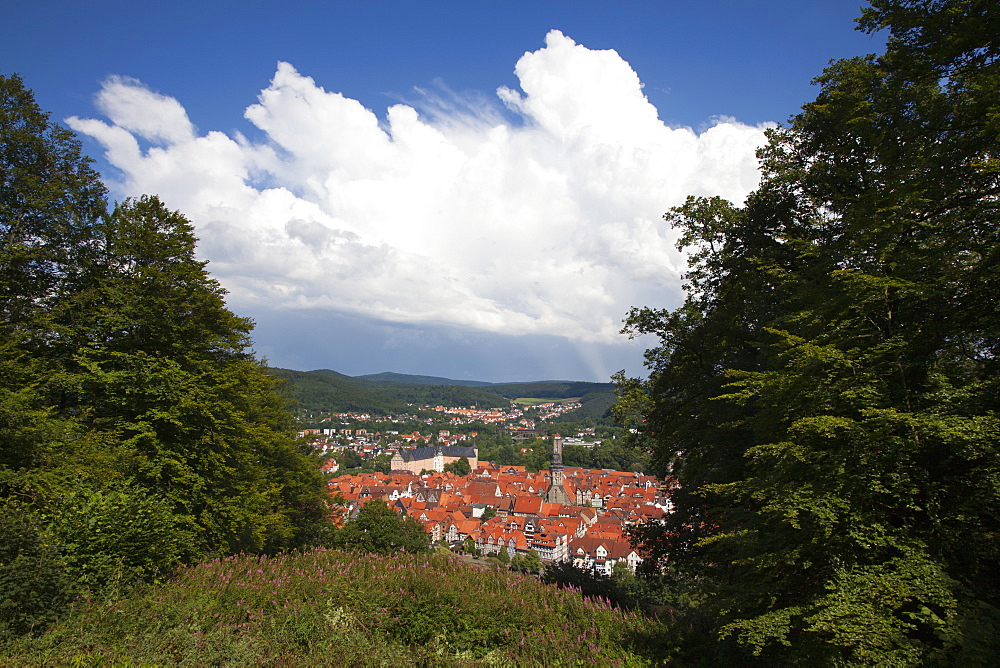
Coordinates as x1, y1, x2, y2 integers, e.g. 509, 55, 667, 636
545, 434, 573, 505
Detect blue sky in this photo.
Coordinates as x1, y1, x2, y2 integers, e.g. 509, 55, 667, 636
3, 1, 884, 382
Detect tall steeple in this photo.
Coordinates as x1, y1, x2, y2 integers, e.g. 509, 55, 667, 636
545, 434, 572, 505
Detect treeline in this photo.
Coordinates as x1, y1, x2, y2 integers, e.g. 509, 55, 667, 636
475, 434, 646, 473
0, 76, 332, 637
273, 367, 618, 423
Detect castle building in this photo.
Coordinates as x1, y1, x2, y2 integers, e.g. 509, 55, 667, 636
390, 445, 478, 474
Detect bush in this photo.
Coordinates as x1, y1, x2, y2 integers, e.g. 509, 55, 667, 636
0, 501, 76, 637
50, 483, 192, 591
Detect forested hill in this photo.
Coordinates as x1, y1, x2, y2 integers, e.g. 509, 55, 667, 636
354, 371, 492, 387
267, 368, 410, 414
267, 368, 616, 420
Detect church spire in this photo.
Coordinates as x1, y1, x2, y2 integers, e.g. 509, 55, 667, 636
545, 434, 572, 505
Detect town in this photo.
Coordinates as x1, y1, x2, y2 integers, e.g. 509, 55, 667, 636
294, 396, 668, 574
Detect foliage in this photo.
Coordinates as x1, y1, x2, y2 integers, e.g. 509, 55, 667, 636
49, 483, 191, 591
509, 549, 542, 574
476, 435, 647, 473
355, 371, 493, 386
0, 74, 333, 628
616, 1, 1000, 664
267, 367, 408, 414
0, 548, 671, 665
443, 456, 471, 476
0, 500, 76, 638
330, 500, 429, 555
274, 367, 617, 417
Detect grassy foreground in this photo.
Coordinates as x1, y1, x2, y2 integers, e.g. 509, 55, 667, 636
2, 548, 670, 666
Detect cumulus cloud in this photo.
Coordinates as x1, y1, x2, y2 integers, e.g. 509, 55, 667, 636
68, 30, 772, 343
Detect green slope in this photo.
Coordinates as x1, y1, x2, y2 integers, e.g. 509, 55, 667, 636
267, 368, 408, 414
355, 371, 492, 387
270, 369, 617, 416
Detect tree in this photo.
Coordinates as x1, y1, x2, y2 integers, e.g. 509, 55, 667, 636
0, 500, 76, 638
340, 450, 364, 469
443, 456, 471, 476
617, 1, 1000, 664
331, 500, 429, 554
63, 195, 332, 557
0, 75, 334, 613
0, 74, 107, 340
524, 549, 542, 574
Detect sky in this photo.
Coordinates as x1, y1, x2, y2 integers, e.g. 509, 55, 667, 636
2, 1, 886, 383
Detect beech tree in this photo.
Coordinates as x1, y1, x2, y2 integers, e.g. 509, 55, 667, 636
617, 1, 999, 664
1, 74, 333, 632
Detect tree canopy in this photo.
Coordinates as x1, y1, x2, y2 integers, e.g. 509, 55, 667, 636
1, 74, 332, 635
331, 500, 429, 555
616, 1, 999, 664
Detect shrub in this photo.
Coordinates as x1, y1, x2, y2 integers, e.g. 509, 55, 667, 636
0, 500, 76, 637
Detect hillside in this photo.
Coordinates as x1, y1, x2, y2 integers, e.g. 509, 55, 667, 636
355, 371, 492, 387
267, 368, 408, 414
269, 367, 617, 420
2, 549, 670, 665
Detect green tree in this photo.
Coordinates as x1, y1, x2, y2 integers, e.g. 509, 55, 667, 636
617, 1, 1000, 664
0, 75, 333, 611
0, 74, 107, 341
444, 456, 471, 476
65, 195, 331, 557
331, 500, 429, 554
524, 549, 542, 574
340, 450, 364, 469
50, 483, 190, 590
0, 500, 76, 638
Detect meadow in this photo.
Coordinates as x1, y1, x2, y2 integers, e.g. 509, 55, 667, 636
2, 548, 670, 666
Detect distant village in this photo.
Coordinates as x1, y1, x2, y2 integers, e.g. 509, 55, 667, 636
298, 398, 607, 456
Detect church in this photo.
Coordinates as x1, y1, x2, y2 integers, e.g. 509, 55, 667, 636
544, 434, 573, 505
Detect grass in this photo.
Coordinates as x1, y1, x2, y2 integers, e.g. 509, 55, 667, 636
2, 548, 671, 666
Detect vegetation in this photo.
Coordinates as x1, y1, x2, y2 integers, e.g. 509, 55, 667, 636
355, 371, 492, 387
0, 74, 332, 637
443, 456, 472, 476
272, 367, 617, 421
475, 436, 646, 472
1, 548, 670, 665
614, 0, 1000, 664
267, 367, 408, 415
330, 500, 429, 555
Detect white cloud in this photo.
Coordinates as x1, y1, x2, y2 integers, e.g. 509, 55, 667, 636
67, 30, 772, 343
